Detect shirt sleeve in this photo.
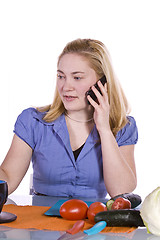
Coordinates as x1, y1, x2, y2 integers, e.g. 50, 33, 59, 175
116, 116, 138, 147
13, 108, 36, 149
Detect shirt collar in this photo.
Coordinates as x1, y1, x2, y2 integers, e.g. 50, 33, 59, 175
32, 109, 65, 127
32, 109, 99, 142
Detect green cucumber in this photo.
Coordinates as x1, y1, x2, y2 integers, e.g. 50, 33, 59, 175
110, 193, 142, 208
94, 209, 144, 227
106, 199, 114, 210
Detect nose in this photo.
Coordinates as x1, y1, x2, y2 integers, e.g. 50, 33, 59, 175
63, 78, 74, 91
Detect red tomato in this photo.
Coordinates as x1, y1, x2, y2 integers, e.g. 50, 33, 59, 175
111, 197, 131, 210
87, 202, 107, 223
59, 199, 88, 220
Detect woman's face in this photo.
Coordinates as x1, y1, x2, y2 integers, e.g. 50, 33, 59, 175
57, 53, 98, 112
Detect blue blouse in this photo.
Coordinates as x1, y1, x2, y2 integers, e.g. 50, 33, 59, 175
14, 108, 138, 198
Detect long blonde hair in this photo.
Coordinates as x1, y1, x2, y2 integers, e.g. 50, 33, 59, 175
38, 39, 130, 136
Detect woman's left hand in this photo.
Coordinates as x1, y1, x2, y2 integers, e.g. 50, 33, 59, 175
87, 80, 110, 133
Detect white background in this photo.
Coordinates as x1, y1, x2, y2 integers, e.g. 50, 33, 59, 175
0, 0, 160, 200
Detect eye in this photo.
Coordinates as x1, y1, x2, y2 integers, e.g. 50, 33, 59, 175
57, 74, 65, 79
74, 76, 82, 80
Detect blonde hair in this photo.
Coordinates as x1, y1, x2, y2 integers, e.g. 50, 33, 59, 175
38, 39, 130, 136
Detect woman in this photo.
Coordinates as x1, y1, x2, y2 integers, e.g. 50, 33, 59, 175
0, 39, 138, 198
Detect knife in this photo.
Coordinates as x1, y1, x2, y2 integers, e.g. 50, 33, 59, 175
57, 220, 107, 240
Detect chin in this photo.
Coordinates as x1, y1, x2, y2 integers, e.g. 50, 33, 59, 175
63, 102, 86, 111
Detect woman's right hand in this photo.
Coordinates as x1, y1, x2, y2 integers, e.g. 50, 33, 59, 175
0, 134, 32, 194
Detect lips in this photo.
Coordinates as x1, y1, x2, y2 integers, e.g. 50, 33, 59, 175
63, 95, 78, 101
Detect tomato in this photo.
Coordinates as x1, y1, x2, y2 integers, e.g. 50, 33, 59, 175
111, 197, 131, 210
87, 202, 107, 223
59, 199, 88, 220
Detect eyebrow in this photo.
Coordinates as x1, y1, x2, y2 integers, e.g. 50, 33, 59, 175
72, 71, 85, 75
57, 70, 64, 74
57, 70, 85, 75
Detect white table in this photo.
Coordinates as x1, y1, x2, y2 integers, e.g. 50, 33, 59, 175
0, 194, 150, 240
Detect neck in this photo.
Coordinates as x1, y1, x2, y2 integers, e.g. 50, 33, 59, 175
65, 112, 94, 123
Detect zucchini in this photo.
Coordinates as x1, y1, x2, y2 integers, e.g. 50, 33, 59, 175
94, 209, 145, 227
106, 199, 114, 210
110, 193, 142, 208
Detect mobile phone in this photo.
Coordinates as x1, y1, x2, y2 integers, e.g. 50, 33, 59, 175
86, 75, 107, 104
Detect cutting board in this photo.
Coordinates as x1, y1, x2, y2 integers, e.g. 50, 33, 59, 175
44, 199, 106, 217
